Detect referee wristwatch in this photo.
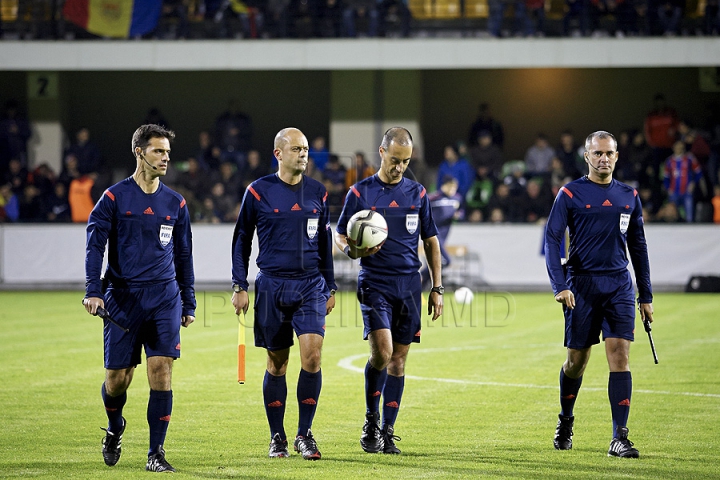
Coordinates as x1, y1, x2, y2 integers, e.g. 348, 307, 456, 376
232, 284, 245, 293
430, 285, 445, 295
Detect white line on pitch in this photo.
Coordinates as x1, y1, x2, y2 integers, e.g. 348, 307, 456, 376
336, 350, 720, 399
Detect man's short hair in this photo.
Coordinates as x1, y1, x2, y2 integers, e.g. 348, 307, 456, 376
585, 130, 617, 150
132, 124, 175, 154
380, 127, 413, 149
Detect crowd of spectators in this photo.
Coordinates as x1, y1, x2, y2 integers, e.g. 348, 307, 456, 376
2, 95, 720, 225
3, 0, 719, 40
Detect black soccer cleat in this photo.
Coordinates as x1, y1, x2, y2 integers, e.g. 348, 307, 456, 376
294, 429, 321, 460
360, 412, 384, 453
100, 417, 126, 466
381, 425, 401, 454
554, 414, 574, 450
269, 433, 290, 458
608, 426, 640, 458
146, 447, 176, 472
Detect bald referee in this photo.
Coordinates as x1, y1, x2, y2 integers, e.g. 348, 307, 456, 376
335, 127, 443, 455
231, 127, 337, 460
545, 130, 654, 458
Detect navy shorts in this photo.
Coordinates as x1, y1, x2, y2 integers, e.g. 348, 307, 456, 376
253, 272, 329, 351
103, 281, 182, 369
564, 270, 636, 349
357, 271, 422, 345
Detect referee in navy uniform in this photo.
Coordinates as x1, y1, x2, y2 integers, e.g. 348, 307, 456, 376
231, 127, 337, 460
83, 124, 196, 473
335, 127, 444, 455
545, 130, 654, 458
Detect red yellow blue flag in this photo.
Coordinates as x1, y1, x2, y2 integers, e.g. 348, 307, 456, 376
63, 0, 162, 38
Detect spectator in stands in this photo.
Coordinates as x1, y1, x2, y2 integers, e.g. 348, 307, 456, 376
712, 185, 720, 223
241, 149, 269, 189
65, 127, 102, 175
309, 135, 330, 171
556, 130, 583, 179
266, 0, 291, 38
18, 183, 46, 222
704, 0, 720, 35
470, 131, 504, 180
503, 160, 528, 197
30, 163, 57, 200
487, 183, 517, 222
488, 0, 530, 37
215, 99, 253, 169
563, 0, 591, 36
378, 0, 411, 37
208, 0, 264, 38
614, 0, 641, 36
524, 133, 556, 178
59, 153, 82, 188
68, 172, 99, 223
305, 157, 325, 183
289, 0, 317, 37
655, 0, 684, 35
626, 131, 655, 197
322, 154, 347, 222
644, 93, 679, 172
526, 0, 546, 36
437, 145, 474, 198
208, 181, 237, 222
663, 140, 702, 222
421, 175, 462, 289
615, 130, 638, 185
155, 0, 190, 39
550, 157, 572, 197
46, 182, 71, 222
214, 160, 244, 202
468, 103, 504, 149
465, 166, 495, 222
4, 158, 28, 196
343, 0, 380, 36
653, 200, 680, 222
345, 151, 375, 190
177, 157, 211, 201
317, 0, 344, 37
0, 182, 20, 222
0, 99, 32, 176
195, 130, 222, 172
517, 177, 552, 223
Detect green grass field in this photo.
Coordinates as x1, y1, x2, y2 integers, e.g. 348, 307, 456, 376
1, 291, 718, 479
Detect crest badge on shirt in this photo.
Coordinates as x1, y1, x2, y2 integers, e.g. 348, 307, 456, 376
619, 213, 630, 234
307, 218, 319, 239
406, 214, 419, 234
159, 224, 173, 246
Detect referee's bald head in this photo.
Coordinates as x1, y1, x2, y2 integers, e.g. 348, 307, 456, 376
381, 127, 413, 149
274, 127, 304, 150
585, 130, 617, 150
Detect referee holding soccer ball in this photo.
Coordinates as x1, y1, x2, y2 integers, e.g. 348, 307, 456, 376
335, 127, 443, 455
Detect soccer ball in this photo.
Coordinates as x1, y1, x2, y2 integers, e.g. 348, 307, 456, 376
454, 287, 474, 305
347, 210, 388, 249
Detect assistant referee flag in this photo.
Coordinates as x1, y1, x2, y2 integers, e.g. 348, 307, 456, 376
63, 0, 162, 38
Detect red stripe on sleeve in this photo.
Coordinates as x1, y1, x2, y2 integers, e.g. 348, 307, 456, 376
323, 191, 328, 202
560, 186, 573, 198
248, 186, 261, 201
633, 189, 638, 197
350, 186, 360, 198
104, 190, 115, 201
180, 198, 186, 208
420, 187, 426, 198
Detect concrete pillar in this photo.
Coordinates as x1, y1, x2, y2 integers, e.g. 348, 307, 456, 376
26, 72, 64, 173
329, 70, 423, 172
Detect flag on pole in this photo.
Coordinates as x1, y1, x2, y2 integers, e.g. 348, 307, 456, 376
63, 0, 162, 38
237, 314, 246, 384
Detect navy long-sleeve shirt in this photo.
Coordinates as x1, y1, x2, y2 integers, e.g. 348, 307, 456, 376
231, 174, 337, 292
85, 177, 196, 316
337, 174, 439, 276
544, 176, 652, 304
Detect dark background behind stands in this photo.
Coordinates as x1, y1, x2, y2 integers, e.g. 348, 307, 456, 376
0, 69, 717, 170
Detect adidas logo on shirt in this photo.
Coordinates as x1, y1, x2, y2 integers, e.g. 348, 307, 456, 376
144, 207, 154, 215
